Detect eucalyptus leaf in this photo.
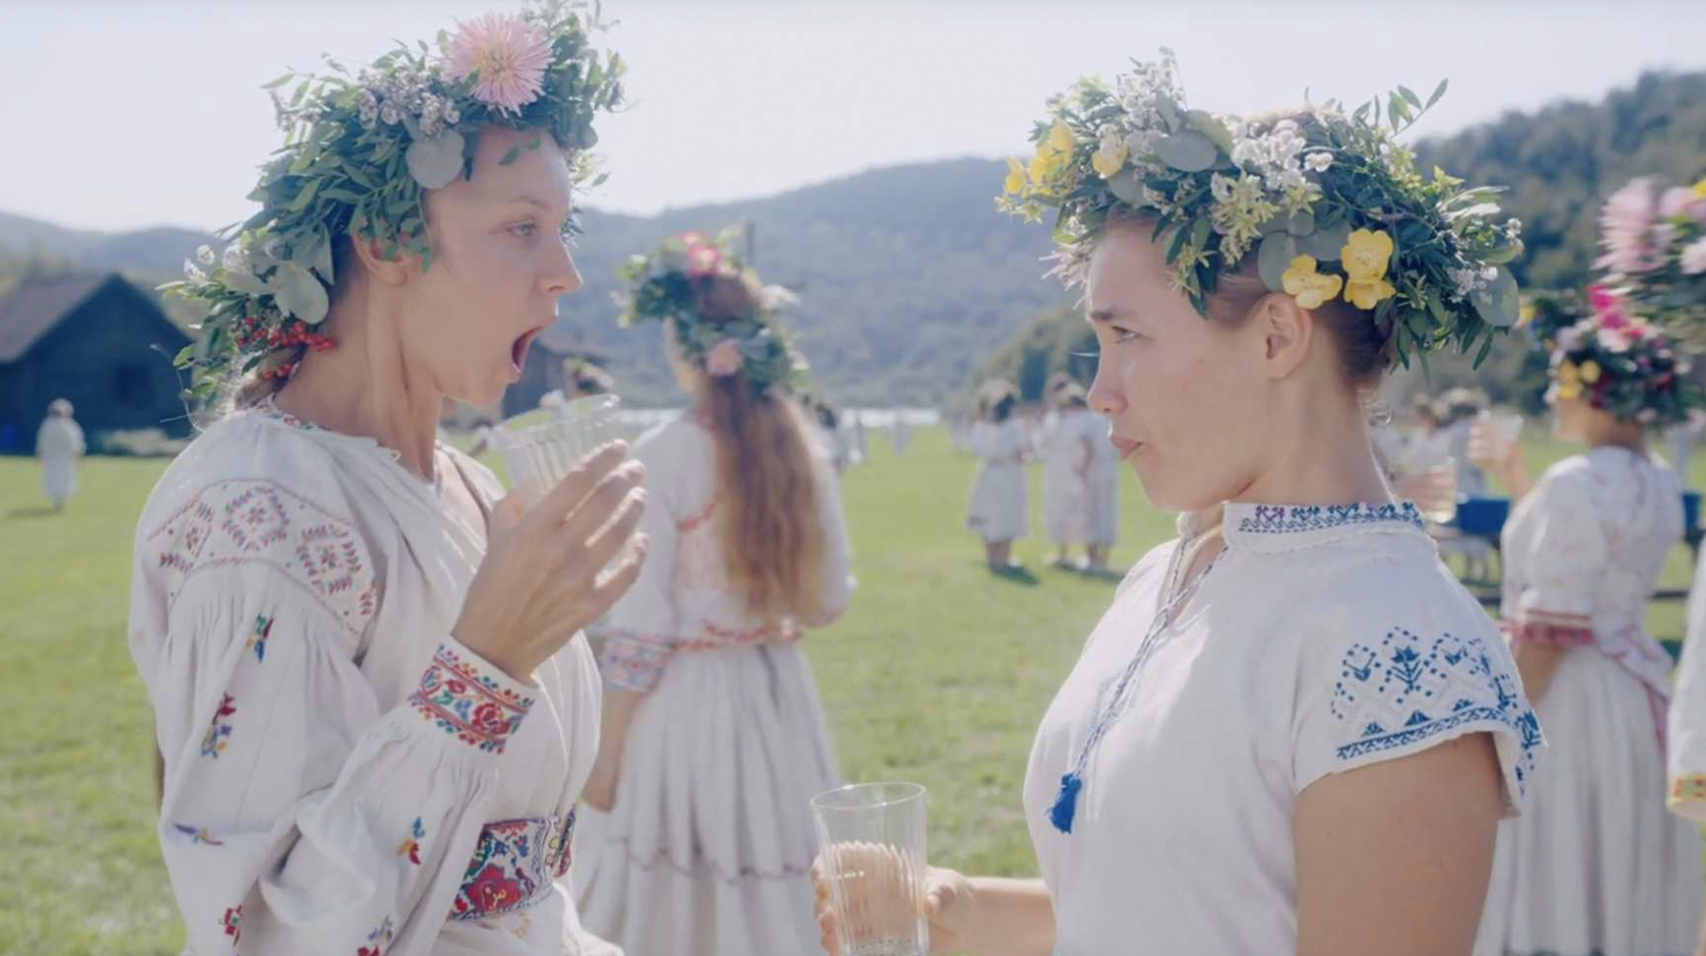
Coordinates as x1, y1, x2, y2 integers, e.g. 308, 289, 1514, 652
498, 145, 522, 166
1471, 266, 1520, 328
1155, 94, 1182, 133
1398, 85, 1422, 109
1184, 110, 1234, 156
1296, 221, 1352, 260
1152, 131, 1217, 173
1105, 169, 1149, 207
273, 261, 330, 324
222, 268, 273, 297
1257, 233, 1299, 293
405, 129, 466, 190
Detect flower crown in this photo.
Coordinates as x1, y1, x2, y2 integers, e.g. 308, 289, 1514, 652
1543, 285, 1699, 427
999, 50, 1525, 368
616, 229, 807, 395
164, 1, 625, 395
1596, 176, 1706, 340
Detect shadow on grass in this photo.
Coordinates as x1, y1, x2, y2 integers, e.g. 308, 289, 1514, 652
987, 563, 1041, 586
5, 506, 59, 519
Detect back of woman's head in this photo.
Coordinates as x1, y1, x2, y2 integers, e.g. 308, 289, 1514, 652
690, 272, 830, 622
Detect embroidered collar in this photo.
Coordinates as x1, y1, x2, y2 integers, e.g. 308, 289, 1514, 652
1222, 501, 1427, 553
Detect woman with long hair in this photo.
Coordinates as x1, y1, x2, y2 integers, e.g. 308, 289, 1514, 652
574, 231, 855, 955
127, 8, 641, 954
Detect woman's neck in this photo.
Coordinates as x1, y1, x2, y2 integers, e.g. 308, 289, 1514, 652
1588, 422, 1647, 454
274, 302, 443, 481
1232, 390, 1391, 507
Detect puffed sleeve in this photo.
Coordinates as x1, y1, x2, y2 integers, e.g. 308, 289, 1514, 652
132, 478, 537, 956
1505, 468, 1604, 644
592, 426, 685, 692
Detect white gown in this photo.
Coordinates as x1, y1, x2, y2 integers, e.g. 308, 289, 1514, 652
1079, 411, 1120, 546
1477, 447, 1703, 956
966, 418, 1030, 543
36, 415, 84, 503
573, 414, 855, 956
1039, 411, 1092, 547
1025, 502, 1538, 953
128, 399, 616, 956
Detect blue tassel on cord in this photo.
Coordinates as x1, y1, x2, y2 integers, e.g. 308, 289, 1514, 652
1049, 772, 1083, 834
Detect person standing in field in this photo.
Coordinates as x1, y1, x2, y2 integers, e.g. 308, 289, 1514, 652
36, 398, 84, 512
573, 230, 854, 956
1039, 375, 1094, 569
966, 378, 1030, 572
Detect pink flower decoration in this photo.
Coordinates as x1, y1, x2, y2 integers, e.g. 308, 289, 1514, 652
1588, 284, 1631, 330
1661, 187, 1698, 219
1598, 327, 1633, 354
686, 244, 722, 280
443, 14, 554, 116
1596, 178, 1659, 275
705, 338, 744, 377
1683, 238, 1706, 276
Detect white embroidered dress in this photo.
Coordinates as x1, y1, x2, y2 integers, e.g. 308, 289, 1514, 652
1024, 502, 1539, 954
966, 418, 1030, 543
129, 402, 617, 956
1039, 410, 1093, 547
1080, 410, 1120, 546
1478, 448, 1704, 956
572, 415, 854, 956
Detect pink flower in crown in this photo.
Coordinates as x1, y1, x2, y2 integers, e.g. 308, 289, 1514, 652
1588, 284, 1632, 330
1661, 187, 1701, 220
705, 338, 744, 377
1596, 178, 1659, 274
1683, 238, 1706, 276
443, 13, 554, 116
685, 244, 722, 279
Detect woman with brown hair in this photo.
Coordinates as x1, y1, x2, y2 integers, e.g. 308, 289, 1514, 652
574, 231, 855, 955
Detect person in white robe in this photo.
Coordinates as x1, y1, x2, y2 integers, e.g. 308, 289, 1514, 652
573, 233, 854, 956
1472, 305, 1703, 956
1039, 381, 1094, 568
966, 380, 1030, 570
36, 397, 84, 511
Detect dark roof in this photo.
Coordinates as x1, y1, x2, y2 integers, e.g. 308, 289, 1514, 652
0, 273, 115, 362
536, 322, 610, 361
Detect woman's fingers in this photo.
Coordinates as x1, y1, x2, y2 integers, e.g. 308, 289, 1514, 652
580, 486, 647, 568
531, 441, 631, 525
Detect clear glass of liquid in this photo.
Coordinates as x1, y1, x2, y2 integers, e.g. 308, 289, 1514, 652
812, 782, 929, 956
493, 394, 623, 501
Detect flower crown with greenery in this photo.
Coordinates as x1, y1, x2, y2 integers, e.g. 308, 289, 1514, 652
1595, 175, 1706, 342
616, 229, 807, 396
1535, 285, 1700, 427
999, 50, 1525, 369
163, 1, 625, 396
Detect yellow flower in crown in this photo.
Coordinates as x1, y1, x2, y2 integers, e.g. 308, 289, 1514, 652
1344, 275, 1397, 310
1557, 360, 1581, 385
1092, 139, 1129, 179
1340, 228, 1394, 282
1517, 300, 1537, 328
1281, 255, 1344, 310
1004, 158, 1026, 195
1579, 359, 1603, 384
1694, 178, 1706, 200
1048, 120, 1075, 154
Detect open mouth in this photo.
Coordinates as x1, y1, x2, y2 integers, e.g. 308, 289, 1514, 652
511, 327, 545, 375
1109, 435, 1140, 459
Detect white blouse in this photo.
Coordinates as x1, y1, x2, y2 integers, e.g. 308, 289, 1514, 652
593, 414, 855, 690
128, 402, 614, 956
1024, 502, 1540, 954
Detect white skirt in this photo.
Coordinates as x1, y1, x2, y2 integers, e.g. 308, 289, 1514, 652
1086, 463, 1120, 546
572, 642, 841, 956
1042, 461, 1089, 546
968, 461, 1028, 543
1476, 648, 1704, 956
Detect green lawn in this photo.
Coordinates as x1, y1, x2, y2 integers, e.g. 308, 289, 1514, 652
0, 426, 1698, 954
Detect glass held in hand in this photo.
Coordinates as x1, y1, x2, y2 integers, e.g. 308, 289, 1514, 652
812, 782, 930, 956
493, 394, 624, 504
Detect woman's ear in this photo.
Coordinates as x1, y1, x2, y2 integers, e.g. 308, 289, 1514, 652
1254, 293, 1316, 381
348, 228, 413, 288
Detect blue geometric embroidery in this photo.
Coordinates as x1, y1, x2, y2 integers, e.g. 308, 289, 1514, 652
1238, 501, 1424, 535
1331, 626, 1539, 795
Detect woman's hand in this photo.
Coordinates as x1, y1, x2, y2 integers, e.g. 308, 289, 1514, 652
812, 847, 976, 955
454, 442, 649, 682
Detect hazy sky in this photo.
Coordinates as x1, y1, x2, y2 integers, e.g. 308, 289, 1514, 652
1, 0, 1701, 233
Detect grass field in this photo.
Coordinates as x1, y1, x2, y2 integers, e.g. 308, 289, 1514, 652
0, 425, 1699, 954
